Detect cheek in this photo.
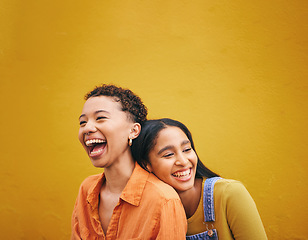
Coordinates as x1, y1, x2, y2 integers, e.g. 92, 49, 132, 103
108, 124, 130, 141
151, 160, 171, 177
78, 131, 82, 142
193, 158, 198, 169
78, 129, 85, 145
149, 158, 163, 173
190, 152, 198, 165
152, 168, 168, 181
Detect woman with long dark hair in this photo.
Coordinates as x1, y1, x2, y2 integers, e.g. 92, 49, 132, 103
131, 118, 267, 240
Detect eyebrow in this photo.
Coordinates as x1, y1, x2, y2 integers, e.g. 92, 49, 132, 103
157, 140, 191, 155
79, 110, 110, 120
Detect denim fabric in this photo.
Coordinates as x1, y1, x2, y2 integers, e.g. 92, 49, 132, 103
186, 177, 221, 240
203, 177, 221, 222
186, 229, 218, 240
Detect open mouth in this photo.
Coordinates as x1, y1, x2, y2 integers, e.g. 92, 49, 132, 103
85, 139, 107, 157
172, 169, 191, 179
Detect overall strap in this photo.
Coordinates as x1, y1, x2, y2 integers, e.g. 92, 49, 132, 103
203, 177, 222, 222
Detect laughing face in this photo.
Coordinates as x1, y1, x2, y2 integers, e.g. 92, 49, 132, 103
147, 126, 198, 193
78, 96, 138, 168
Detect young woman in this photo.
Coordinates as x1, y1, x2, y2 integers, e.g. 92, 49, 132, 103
71, 86, 187, 239
131, 118, 268, 240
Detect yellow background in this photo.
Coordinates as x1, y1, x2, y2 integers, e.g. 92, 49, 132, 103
1, 0, 307, 239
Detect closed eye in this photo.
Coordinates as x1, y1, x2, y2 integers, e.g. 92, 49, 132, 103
97, 116, 107, 121
79, 121, 87, 126
183, 148, 192, 152
163, 153, 174, 158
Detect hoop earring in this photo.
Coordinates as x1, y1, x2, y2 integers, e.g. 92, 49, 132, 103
129, 138, 132, 146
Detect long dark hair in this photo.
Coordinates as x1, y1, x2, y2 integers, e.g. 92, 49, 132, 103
131, 118, 219, 178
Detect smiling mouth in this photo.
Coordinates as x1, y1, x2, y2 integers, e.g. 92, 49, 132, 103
85, 139, 107, 156
172, 169, 191, 178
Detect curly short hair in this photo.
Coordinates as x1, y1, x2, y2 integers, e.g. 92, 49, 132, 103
84, 84, 148, 124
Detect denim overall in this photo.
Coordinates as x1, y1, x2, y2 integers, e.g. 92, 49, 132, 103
186, 177, 222, 240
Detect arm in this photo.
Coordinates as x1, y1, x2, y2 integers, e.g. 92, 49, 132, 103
224, 181, 267, 240
156, 199, 187, 239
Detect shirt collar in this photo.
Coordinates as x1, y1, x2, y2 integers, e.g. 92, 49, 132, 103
120, 163, 149, 206
86, 163, 149, 209
87, 173, 105, 210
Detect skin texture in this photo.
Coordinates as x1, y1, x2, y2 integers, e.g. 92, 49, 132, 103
78, 95, 141, 234
145, 124, 267, 239
78, 96, 140, 169
147, 126, 198, 194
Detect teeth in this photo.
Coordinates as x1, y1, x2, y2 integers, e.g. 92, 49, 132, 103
85, 139, 106, 146
172, 169, 190, 178
91, 148, 103, 155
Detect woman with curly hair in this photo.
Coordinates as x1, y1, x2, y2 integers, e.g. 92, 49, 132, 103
71, 85, 187, 239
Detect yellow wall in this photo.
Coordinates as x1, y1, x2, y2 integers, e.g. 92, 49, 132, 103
1, 0, 307, 239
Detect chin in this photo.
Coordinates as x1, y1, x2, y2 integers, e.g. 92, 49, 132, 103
90, 160, 106, 168
175, 185, 193, 193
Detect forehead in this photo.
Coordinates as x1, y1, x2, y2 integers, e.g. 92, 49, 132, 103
82, 96, 122, 113
155, 126, 188, 145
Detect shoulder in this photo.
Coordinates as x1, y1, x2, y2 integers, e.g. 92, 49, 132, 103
213, 179, 267, 239
80, 173, 102, 185
215, 178, 242, 185
214, 178, 254, 204
73, 174, 103, 209
78, 173, 103, 192
215, 178, 248, 193
145, 173, 180, 200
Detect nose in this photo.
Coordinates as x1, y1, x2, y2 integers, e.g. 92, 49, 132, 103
82, 121, 97, 136
175, 152, 189, 166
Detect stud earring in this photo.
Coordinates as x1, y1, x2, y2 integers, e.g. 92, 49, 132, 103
129, 138, 132, 146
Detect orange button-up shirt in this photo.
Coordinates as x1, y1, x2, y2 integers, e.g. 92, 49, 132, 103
71, 163, 187, 240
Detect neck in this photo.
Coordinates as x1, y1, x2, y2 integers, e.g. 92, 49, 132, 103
103, 154, 135, 194
177, 178, 203, 219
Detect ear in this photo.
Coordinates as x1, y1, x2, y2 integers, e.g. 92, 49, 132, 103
129, 123, 141, 140
146, 162, 153, 173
